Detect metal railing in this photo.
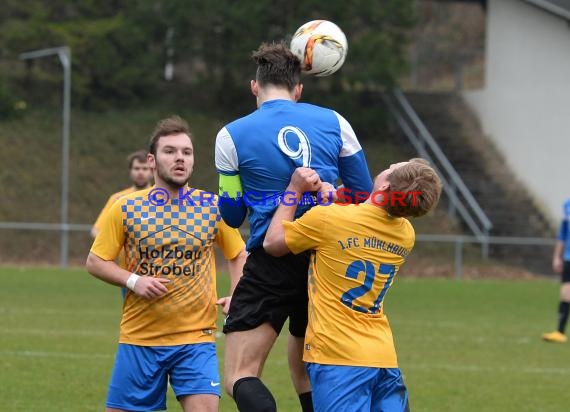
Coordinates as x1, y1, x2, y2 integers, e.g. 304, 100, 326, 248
0, 223, 555, 280
382, 89, 493, 255
414, 234, 556, 280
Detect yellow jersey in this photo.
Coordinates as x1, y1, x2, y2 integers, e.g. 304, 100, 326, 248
93, 186, 141, 268
90, 186, 245, 346
93, 186, 139, 232
283, 203, 415, 368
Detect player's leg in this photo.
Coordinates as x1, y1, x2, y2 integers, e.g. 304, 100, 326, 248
105, 344, 168, 412
224, 324, 279, 411
370, 368, 409, 412
543, 262, 570, 343
305, 363, 373, 412
168, 343, 221, 412
559, 280, 570, 332
222, 249, 296, 411
288, 335, 311, 393
179, 394, 218, 411
288, 289, 313, 412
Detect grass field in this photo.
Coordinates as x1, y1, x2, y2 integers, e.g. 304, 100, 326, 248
1, 266, 568, 411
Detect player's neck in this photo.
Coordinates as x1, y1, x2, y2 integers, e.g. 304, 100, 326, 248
154, 179, 189, 200
257, 86, 295, 106
133, 183, 150, 190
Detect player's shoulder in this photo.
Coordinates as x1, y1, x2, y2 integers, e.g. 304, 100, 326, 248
106, 186, 134, 202
224, 110, 259, 129
296, 102, 337, 116
114, 186, 136, 197
115, 187, 153, 204
189, 188, 219, 201
364, 204, 415, 233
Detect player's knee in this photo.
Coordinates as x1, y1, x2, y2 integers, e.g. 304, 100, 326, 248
561, 283, 570, 301
223, 374, 236, 397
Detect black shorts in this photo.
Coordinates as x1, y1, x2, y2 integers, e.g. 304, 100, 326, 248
562, 261, 570, 283
223, 248, 311, 337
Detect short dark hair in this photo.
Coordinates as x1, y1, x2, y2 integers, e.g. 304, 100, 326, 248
385, 158, 442, 218
149, 115, 191, 155
252, 41, 301, 90
127, 150, 148, 169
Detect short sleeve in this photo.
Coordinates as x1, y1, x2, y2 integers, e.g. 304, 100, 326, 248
90, 201, 126, 261
283, 206, 328, 254
215, 218, 246, 259
215, 127, 239, 176
93, 194, 117, 231
334, 111, 363, 157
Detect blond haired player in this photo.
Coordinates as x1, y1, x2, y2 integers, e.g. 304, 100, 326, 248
264, 159, 441, 412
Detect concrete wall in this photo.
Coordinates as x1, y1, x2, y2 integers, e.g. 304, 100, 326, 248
464, 0, 570, 224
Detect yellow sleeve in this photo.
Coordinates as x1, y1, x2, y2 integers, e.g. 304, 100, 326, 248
93, 194, 117, 231
90, 200, 126, 261
283, 206, 328, 254
215, 219, 246, 259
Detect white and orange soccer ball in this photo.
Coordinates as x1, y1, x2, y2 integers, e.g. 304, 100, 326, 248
290, 20, 348, 77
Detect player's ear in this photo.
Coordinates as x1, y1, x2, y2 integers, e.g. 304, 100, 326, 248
250, 80, 258, 96
148, 153, 156, 170
294, 84, 303, 101
379, 182, 390, 192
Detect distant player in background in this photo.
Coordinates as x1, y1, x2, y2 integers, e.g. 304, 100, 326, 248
86, 116, 246, 412
215, 41, 373, 412
264, 160, 442, 412
91, 149, 152, 238
542, 199, 570, 343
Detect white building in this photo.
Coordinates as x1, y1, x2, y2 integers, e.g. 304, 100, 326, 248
463, 0, 570, 223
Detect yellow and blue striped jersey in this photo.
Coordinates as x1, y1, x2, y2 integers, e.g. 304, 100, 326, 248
90, 186, 245, 346
283, 203, 415, 368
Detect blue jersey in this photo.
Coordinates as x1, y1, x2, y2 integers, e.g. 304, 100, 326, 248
215, 99, 372, 250
558, 199, 570, 261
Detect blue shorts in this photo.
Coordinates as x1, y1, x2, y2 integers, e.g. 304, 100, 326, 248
306, 363, 409, 412
106, 343, 220, 411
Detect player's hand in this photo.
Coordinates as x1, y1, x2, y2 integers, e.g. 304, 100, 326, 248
133, 277, 170, 299
553, 256, 564, 273
289, 167, 321, 193
318, 182, 338, 204
216, 296, 232, 315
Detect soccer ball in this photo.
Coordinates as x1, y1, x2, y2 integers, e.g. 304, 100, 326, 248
290, 20, 348, 77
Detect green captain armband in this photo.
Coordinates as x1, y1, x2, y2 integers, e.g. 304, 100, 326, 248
219, 174, 243, 198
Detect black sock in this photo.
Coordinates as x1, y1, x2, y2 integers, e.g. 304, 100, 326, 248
558, 301, 570, 333
299, 391, 314, 412
233, 377, 277, 412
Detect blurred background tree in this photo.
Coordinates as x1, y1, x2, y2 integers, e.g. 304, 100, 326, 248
0, 0, 415, 111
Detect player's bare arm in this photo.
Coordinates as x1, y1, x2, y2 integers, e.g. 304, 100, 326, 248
263, 167, 321, 257
217, 247, 247, 315
86, 252, 170, 299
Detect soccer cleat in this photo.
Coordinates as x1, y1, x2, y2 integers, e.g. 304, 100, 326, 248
542, 331, 568, 343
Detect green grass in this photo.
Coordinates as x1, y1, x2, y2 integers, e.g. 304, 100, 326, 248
3, 269, 565, 411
